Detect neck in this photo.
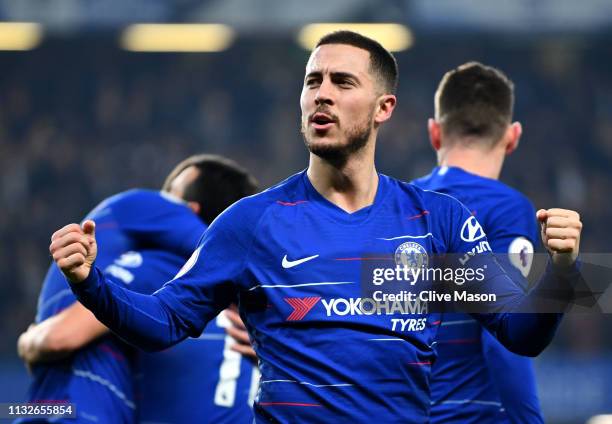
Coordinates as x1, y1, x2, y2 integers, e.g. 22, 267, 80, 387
307, 140, 378, 213
438, 144, 505, 180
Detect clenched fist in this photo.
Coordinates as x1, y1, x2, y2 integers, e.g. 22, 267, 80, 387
50, 220, 97, 283
537, 208, 582, 267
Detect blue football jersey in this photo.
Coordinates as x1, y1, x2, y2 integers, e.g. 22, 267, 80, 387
135, 282, 258, 424
414, 166, 543, 424
23, 190, 205, 423
70, 170, 569, 423
22, 250, 189, 424
36, 189, 205, 323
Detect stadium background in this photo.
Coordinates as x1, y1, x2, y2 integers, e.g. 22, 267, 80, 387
0, 0, 610, 422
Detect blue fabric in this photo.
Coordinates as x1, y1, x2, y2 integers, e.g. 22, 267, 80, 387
23, 190, 206, 424
414, 166, 543, 424
71, 171, 573, 423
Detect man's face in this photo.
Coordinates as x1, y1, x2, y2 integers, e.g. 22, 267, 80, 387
167, 165, 199, 200
300, 44, 380, 162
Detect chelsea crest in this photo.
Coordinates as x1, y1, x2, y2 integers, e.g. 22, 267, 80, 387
394, 242, 428, 270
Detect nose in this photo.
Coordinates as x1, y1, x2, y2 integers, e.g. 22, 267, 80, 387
314, 79, 334, 106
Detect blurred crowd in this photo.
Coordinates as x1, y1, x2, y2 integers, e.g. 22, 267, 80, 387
0, 34, 610, 357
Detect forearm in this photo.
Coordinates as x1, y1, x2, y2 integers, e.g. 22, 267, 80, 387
69, 266, 194, 351
477, 312, 561, 357
18, 324, 72, 364
474, 259, 580, 356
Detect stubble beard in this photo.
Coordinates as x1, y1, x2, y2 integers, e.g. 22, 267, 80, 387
301, 111, 374, 168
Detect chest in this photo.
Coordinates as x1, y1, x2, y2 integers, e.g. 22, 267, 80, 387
238, 209, 441, 325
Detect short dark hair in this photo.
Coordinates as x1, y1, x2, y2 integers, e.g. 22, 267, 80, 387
316, 30, 398, 94
162, 154, 258, 225
435, 61, 514, 146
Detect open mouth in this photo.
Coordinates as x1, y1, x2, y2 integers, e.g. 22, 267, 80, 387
310, 112, 336, 130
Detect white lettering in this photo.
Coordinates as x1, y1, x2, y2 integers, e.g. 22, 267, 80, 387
322, 297, 427, 317
391, 318, 427, 332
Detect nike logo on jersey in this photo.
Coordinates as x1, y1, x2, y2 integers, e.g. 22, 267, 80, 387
282, 254, 319, 269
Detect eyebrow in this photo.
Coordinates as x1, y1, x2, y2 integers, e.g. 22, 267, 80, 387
304, 71, 360, 82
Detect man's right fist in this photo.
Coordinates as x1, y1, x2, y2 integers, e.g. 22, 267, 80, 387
50, 220, 97, 283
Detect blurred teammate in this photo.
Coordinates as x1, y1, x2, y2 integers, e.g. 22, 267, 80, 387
413, 62, 543, 423
17, 154, 258, 423
50, 32, 582, 422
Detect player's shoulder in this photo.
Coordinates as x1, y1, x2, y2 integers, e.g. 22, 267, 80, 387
386, 176, 476, 251
257, 170, 306, 201
394, 176, 468, 212
416, 166, 530, 204
506, 187, 534, 214
88, 189, 187, 217
431, 167, 534, 214
208, 171, 305, 229
452, 168, 532, 208
485, 177, 532, 205
115, 188, 187, 208
482, 178, 535, 220
100, 188, 160, 203
411, 170, 435, 188
484, 180, 537, 244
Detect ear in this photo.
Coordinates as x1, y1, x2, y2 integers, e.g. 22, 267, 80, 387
186, 201, 201, 216
374, 94, 397, 125
428, 118, 442, 152
504, 122, 522, 155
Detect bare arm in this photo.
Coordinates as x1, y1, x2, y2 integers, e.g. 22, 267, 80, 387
225, 306, 257, 362
17, 302, 108, 365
